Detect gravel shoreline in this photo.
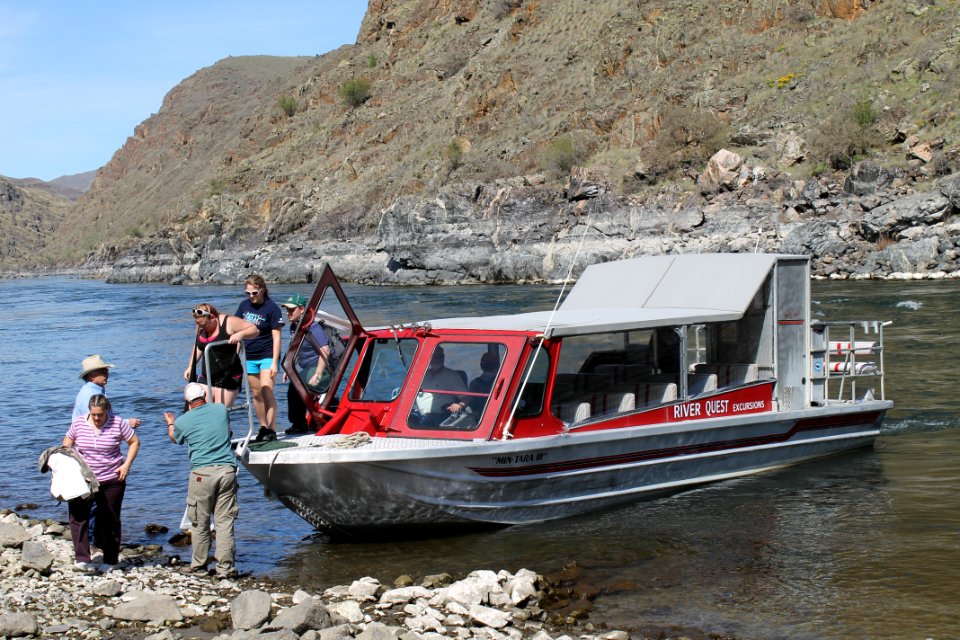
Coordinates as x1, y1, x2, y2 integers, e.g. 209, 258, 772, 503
0, 509, 639, 640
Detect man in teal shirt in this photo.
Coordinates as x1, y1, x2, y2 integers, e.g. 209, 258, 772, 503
164, 382, 238, 578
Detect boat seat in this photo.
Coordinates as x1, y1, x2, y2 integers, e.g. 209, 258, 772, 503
693, 364, 759, 387
588, 392, 635, 417
618, 382, 678, 408
554, 401, 591, 424
687, 373, 718, 395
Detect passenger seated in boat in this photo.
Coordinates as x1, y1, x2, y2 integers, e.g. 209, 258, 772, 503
411, 347, 468, 427
467, 352, 500, 413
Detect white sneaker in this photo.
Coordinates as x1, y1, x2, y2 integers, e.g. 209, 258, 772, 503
74, 561, 94, 573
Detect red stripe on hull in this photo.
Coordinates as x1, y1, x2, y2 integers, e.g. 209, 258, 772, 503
469, 411, 882, 478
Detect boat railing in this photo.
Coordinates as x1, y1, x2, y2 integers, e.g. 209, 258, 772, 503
201, 339, 256, 454
810, 320, 890, 404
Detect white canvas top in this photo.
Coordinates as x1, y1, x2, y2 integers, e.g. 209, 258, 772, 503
426, 253, 803, 337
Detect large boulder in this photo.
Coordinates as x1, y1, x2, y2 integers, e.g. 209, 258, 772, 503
844, 161, 900, 196
860, 191, 951, 239
0, 612, 39, 637
266, 600, 332, 634
20, 540, 54, 572
0, 613, 40, 638
773, 131, 805, 166
0, 522, 31, 548
698, 149, 743, 193
112, 594, 183, 622
231, 589, 274, 630
939, 173, 960, 208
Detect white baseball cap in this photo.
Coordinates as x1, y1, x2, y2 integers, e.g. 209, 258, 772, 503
183, 382, 206, 402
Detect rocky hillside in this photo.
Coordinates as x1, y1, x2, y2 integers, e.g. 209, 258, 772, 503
0, 177, 72, 272
24, 1, 960, 282
9, 170, 95, 202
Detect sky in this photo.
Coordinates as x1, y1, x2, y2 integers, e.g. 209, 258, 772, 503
0, 2, 368, 182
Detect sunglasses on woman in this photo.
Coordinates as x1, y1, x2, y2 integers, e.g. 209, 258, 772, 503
192, 308, 212, 317
245, 289, 261, 297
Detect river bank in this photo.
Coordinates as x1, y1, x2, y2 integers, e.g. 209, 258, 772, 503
65, 166, 960, 287
0, 509, 638, 640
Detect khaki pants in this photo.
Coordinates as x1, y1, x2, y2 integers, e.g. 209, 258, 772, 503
186, 465, 238, 575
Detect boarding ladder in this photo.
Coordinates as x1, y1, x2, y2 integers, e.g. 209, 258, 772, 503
200, 339, 256, 454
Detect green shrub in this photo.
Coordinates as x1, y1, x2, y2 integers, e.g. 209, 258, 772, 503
852, 100, 878, 129
648, 104, 729, 173
338, 77, 372, 108
809, 101, 881, 170
544, 135, 583, 173
444, 138, 467, 173
207, 179, 223, 197
277, 95, 298, 118
367, 53, 377, 68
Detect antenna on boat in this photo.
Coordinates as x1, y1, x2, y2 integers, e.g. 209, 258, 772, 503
502, 198, 598, 440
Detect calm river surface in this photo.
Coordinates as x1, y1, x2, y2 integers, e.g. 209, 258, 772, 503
2, 275, 958, 639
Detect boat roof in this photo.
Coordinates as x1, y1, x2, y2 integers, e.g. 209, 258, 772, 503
427, 253, 806, 338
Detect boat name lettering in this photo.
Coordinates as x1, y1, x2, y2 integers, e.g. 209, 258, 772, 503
733, 400, 766, 412
673, 398, 766, 420
493, 452, 546, 465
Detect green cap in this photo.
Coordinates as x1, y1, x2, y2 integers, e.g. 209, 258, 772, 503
280, 294, 308, 308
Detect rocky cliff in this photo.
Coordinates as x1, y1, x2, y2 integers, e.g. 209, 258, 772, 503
0, 177, 72, 272
23, 1, 960, 282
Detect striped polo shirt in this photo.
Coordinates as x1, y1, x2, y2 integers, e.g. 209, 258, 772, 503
66, 415, 134, 482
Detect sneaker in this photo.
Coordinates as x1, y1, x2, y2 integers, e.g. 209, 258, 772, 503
284, 425, 308, 435
216, 570, 240, 580
255, 427, 277, 442
74, 561, 95, 573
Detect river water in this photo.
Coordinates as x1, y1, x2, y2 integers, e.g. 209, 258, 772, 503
2, 275, 958, 639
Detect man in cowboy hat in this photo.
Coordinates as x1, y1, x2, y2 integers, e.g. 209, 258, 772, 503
73, 355, 141, 427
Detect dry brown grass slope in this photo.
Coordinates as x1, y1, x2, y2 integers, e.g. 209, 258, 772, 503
0, 177, 72, 270
39, 0, 960, 266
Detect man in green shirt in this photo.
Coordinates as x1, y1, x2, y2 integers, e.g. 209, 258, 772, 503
164, 382, 238, 578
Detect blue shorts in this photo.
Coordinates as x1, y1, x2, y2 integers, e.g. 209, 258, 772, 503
246, 358, 276, 374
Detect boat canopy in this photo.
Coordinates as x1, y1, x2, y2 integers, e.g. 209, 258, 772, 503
428, 253, 799, 337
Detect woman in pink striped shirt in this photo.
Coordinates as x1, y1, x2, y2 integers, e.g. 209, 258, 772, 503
63, 394, 140, 569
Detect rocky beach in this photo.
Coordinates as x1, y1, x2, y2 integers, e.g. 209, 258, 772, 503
0, 509, 628, 640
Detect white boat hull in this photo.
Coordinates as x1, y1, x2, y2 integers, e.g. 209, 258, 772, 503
239, 401, 888, 535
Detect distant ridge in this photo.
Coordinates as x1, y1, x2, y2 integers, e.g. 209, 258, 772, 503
9, 170, 96, 202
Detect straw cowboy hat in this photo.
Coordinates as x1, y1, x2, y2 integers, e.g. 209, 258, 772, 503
78, 355, 115, 379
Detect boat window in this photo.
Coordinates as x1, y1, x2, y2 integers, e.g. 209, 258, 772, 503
514, 347, 549, 418
291, 319, 348, 395
290, 294, 352, 394
350, 338, 419, 402
409, 342, 505, 430
551, 328, 682, 423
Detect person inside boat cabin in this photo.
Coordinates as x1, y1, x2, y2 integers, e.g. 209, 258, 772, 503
468, 351, 500, 413
413, 346, 467, 426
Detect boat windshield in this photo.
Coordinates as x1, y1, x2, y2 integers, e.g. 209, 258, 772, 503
350, 338, 419, 402
409, 342, 505, 430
